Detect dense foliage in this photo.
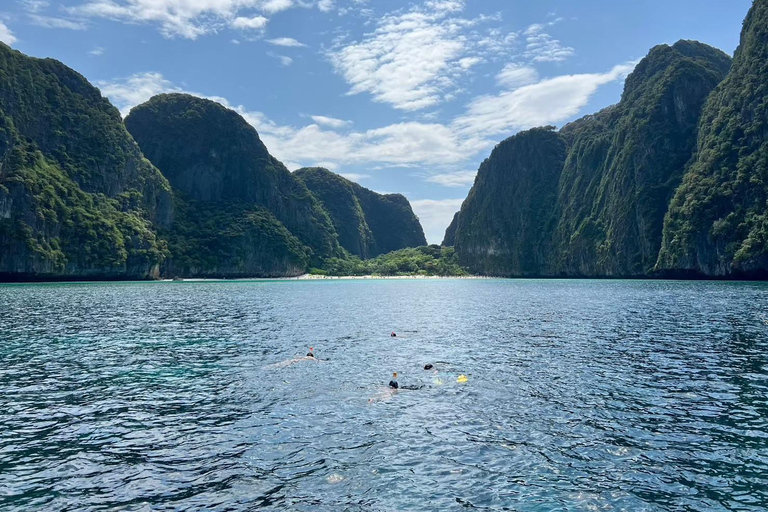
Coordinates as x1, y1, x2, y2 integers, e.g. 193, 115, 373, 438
161, 196, 309, 278
125, 94, 340, 268
0, 43, 171, 218
125, 95, 429, 277
313, 245, 468, 276
552, 40, 731, 276
657, 0, 768, 277
447, 40, 736, 278
0, 128, 167, 276
0, 43, 170, 279
295, 167, 427, 258
293, 167, 374, 257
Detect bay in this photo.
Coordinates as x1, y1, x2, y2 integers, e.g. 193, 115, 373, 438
1, 279, 767, 511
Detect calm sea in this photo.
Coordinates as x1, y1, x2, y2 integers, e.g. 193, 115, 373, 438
1, 279, 767, 511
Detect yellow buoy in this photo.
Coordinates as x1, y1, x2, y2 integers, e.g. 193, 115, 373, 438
457, 374, 468, 383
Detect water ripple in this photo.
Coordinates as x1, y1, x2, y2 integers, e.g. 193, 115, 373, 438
1, 279, 767, 511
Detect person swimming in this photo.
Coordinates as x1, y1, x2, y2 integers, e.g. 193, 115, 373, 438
424, 364, 433, 370
389, 372, 399, 389
390, 332, 397, 337
265, 347, 319, 368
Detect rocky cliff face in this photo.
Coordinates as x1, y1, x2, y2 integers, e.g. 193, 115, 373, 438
446, 40, 733, 277
354, 187, 427, 256
451, 127, 566, 276
295, 167, 426, 258
657, 0, 768, 278
125, 94, 340, 277
442, 212, 460, 248
552, 41, 731, 276
293, 167, 374, 258
0, 43, 172, 280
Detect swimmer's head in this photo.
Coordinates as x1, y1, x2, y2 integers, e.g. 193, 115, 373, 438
424, 364, 433, 370
307, 347, 314, 357
393, 372, 398, 379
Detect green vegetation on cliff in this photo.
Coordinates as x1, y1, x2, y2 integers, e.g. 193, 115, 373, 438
0, 43, 171, 279
552, 40, 731, 276
447, 39, 735, 278
313, 245, 468, 276
657, 0, 768, 277
295, 167, 426, 258
163, 197, 308, 278
0, 47, 427, 280
293, 167, 374, 258
125, 94, 341, 276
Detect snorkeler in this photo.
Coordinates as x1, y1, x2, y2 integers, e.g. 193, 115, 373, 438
370, 371, 427, 402
265, 348, 320, 368
391, 332, 397, 337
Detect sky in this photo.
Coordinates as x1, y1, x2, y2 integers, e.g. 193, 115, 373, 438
0, 0, 754, 243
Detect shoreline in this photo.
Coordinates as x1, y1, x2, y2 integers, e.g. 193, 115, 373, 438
291, 274, 485, 280
164, 274, 487, 282
2, 274, 768, 284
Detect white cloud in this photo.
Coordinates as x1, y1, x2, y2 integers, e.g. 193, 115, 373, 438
523, 23, 545, 36
20, 0, 50, 12
356, 122, 485, 165
310, 115, 352, 129
69, 0, 285, 39
97, 71, 181, 118
232, 15, 268, 31
0, 22, 16, 45
410, 198, 464, 244
256, 120, 487, 168
425, 170, 476, 187
453, 63, 636, 139
424, 0, 464, 13
262, 0, 293, 14
327, 1, 522, 111
496, 63, 538, 88
523, 21, 574, 63
458, 57, 481, 69
339, 173, 370, 182
278, 55, 293, 66
231, 38, 240, 44
317, 0, 333, 12
267, 37, 306, 47
100, 61, 633, 184
327, 1, 469, 111
88, 46, 104, 56
477, 28, 517, 55
29, 14, 88, 30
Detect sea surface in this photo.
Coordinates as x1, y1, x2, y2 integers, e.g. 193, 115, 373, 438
1, 279, 767, 511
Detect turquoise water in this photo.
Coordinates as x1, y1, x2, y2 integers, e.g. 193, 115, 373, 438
1, 279, 767, 511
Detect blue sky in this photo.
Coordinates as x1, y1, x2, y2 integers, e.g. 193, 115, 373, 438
0, 0, 754, 243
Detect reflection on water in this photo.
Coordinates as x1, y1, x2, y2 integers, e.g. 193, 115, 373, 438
1, 279, 767, 511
